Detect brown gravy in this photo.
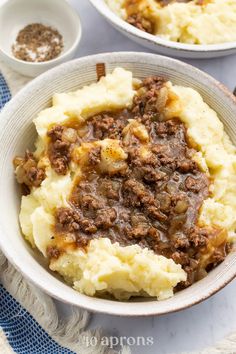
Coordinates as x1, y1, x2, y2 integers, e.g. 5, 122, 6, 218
14, 75, 229, 289
51, 76, 229, 288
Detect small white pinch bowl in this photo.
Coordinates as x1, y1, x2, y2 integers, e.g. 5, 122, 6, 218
0, 0, 81, 77
89, 0, 236, 59
0, 52, 236, 316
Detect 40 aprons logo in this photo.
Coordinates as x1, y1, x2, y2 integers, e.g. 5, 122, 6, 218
81, 335, 154, 349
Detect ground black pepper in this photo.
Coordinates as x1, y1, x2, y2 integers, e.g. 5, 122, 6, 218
12, 23, 64, 62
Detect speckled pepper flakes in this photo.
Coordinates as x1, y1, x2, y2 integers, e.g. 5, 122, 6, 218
12, 23, 64, 63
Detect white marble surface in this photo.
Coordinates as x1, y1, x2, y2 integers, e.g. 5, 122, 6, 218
62, 1, 236, 353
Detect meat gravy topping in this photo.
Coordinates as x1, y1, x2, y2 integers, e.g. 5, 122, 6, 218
125, 0, 208, 34
49, 76, 229, 288
14, 75, 229, 289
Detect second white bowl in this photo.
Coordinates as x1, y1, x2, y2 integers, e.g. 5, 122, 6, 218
89, 0, 236, 59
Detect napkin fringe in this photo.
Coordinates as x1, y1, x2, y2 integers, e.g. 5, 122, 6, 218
0, 330, 14, 354
0, 252, 129, 354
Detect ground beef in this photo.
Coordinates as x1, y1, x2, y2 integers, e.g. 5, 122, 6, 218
92, 115, 115, 139
28, 167, 45, 186
47, 125, 71, 175
157, 0, 193, 7
13, 150, 45, 188
142, 76, 166, 91
126, 13, 153, 33
143, 167, 166, 183
189, 227, 208, 248
209, 250, 227, 266
185, 176, 203, 193
46, 246, 61, 259
171, 251, 190, 266
55, 207, 81, 233
177, 159, 197, 173
95, 208, 117, 229
98, 179, 120, 200
46, 75, 229, 289
127, 224, 149, 239
90, 113, 126, 140
156, 120, 179, 136
151, 144, 168, 156
80, 195, 103, 211
127, 223, 161, 242
88, 147, 101, 165
80, 219, 97, 234
147, 205, 167, 221
171, 233, 190, 249
132, 77, 167, 120
47, 125, 63, 141
122, 179, 150, 207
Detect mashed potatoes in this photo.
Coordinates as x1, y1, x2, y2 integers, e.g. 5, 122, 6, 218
106, 0, 236, 44
16, 68, 236, 301
169, 84, 236, 240
50, 238, 186, 300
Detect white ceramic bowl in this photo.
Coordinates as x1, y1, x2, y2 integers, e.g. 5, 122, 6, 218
0, 0, 81, 77
0, 52, 236, 316
89, 0, 236, 59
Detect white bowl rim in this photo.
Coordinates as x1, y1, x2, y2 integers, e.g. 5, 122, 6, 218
0, 0, 82, 66
0, 52, 236, 316
89, 0, 236, 53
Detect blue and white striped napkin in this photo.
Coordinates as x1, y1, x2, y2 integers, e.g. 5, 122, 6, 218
0, 285, 74, 354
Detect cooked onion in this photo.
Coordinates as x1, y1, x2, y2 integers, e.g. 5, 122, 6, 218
13, 156, 24, 168
174, 199, 189, 214
15, 166, 26, 184
166, 181, 178, 194
197, 268, 208, 280
64, 233, 76, 244
62, 128, 77, 143
156, 86, 168, 113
